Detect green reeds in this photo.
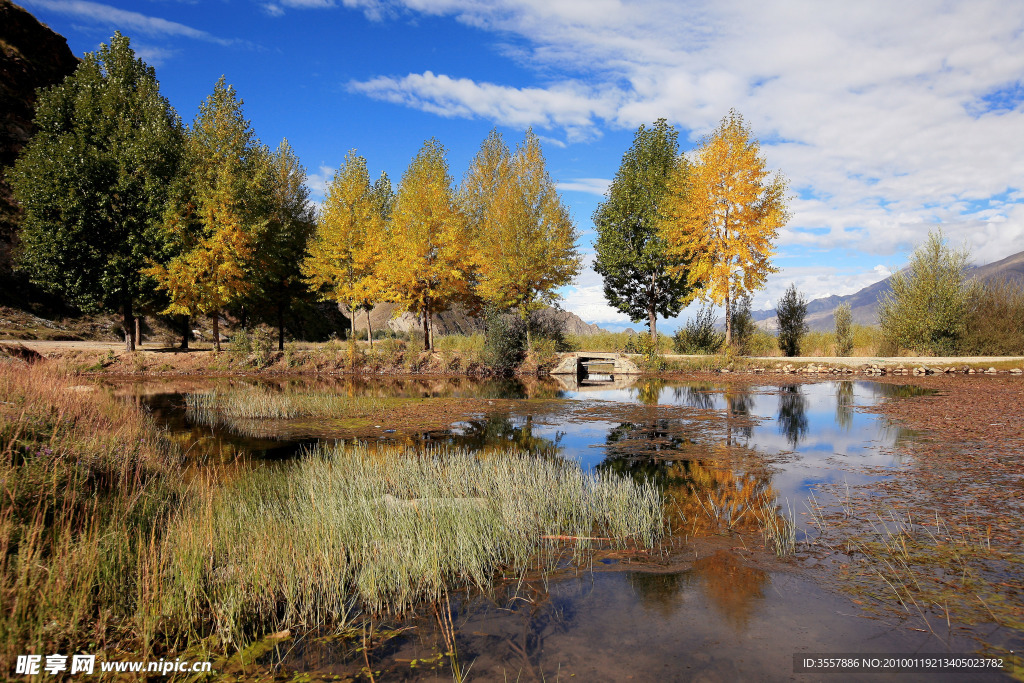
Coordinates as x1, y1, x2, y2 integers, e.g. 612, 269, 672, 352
186, 386, 388, 420
160, 442, 664, 648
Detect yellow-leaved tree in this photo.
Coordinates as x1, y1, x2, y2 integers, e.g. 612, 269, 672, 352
148, 77, 271, 351
385, 138, 474, 351
301, 150, 386, 362
461, 129, 580, 344
659, 110, 790, 346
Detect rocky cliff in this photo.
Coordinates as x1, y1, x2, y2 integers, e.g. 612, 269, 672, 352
0, 1, 79, 275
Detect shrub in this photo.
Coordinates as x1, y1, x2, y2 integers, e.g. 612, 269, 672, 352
673, 304, 724, 354
878, 230, 978, 355
961, 278, 1024, 355
776, 284, 807, 357
230, 327, 276, 367
833, 302, 853, 356
745, 329, 777, 356
483, 309, 526, 374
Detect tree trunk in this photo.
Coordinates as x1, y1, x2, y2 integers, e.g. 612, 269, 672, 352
422, 298, 431, 351
724, 291, 732, 348
349, 301, 356, 368
649, 272, 658, 345
122, 302, 135, 352
135, 316, 142, 347
179, 315, 190, 350
277, 302, 285, 352
212, 312, 221, 353
366, 308, 373, 349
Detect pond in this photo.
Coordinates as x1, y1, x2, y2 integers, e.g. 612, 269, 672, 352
112, 375, 1018, 681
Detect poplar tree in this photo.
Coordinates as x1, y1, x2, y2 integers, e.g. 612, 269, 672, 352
462, 129, 580, 343
301, 150, 385, 362
386, 138, 473, 351
593, 119, 695, 343
776, 283, 808, 357
9, 32, 183, 350
147, 78, 270, 351
248, 139, 316, 350
660, 110, 790, 345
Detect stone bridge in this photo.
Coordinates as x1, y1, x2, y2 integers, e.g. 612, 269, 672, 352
550, 352, 642, 376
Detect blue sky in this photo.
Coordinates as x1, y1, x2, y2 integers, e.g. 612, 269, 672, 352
21, 0, 1024, 332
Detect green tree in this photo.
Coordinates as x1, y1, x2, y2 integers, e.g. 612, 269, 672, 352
8, 32, 183, 350
877, 230, 978, 355
660, 110, 789, 346
462, 129, 580, 344
594, 119, 696, 343
776, 284, 807, 357
833, 302, 853, 356
730, 293, 757, 354
148, 77, 271, 352
246, 139, 316, 350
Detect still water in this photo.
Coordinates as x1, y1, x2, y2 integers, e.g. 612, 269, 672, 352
115, 375, 1013, 681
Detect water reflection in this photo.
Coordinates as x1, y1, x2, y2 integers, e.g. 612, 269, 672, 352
836, 380, 855, 431
129, 376, 926, 528
693, 550, 769, 630
777, 384, 809, 448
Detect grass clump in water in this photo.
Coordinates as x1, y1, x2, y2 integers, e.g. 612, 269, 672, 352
186, 385, 388, 420
161, 443, 664, 649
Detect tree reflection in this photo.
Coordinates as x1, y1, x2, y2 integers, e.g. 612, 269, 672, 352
693, 550, 768, 630
724, 386, 755, 444
419, 413, 562, 457
603, 420, 698, 461
626, 570, 688, 616
670, 383, 717, 410
631, 378, 666, 405
777, 385, 808, 448
835, 381, 854, 431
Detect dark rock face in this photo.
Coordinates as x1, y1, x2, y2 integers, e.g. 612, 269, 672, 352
0, 0, 79, 270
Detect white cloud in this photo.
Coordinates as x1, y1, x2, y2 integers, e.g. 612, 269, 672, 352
131, 43, 177, 67
262, 3, 285, 16
556, 178, 610, 196
349, 71, 621, 140
24, 0, 237, 45
341, 0, 1024, 268
306, 164, 335, 199
557, 257, 632, 326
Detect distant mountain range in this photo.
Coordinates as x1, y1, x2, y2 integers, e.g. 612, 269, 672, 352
753, 249, 1024, 331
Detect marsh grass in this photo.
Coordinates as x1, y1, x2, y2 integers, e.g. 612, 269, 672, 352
160, 442, 664, 649
186, 386, 389, 420
806, 497, 1024, 657
0, 362, 179, 663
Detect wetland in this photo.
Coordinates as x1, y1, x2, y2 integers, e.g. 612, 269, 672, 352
3, 362, 1021, 681
115, 372, 1023, 680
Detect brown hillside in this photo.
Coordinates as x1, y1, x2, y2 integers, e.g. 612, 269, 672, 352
0, 0, 79, 283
